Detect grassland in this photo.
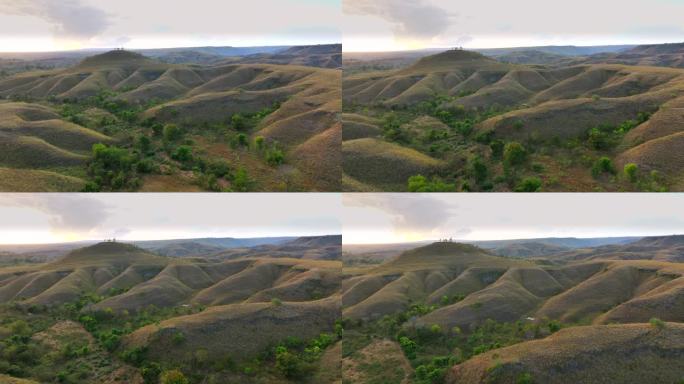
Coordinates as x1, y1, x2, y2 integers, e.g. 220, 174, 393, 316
0, 240, 342, 383
0, 47, 341, 192
342, 45, 684, 191
342, 239, 684, 383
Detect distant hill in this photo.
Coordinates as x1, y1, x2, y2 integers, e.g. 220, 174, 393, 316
447, 323, 684, 384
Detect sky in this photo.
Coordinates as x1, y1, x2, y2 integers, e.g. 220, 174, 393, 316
0, 194, 341, 244
343, 194, 684, 244
0, 0, 341, 52
343, 0, 684, 51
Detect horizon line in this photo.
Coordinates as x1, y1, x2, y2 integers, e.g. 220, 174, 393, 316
0, 42, 343, 55
342, 40, 684, 54
343, 233, 684, 246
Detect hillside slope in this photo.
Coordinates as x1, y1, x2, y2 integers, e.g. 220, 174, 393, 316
0, 49, 341, 191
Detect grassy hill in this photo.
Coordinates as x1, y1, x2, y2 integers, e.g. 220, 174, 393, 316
0, 240, 342, 383
0, 48, 341, 192
446, 323, 684, 384
341, 239, 684, 383
343, 44, 684, 191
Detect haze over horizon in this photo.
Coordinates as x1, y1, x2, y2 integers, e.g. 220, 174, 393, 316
343, 194, 684, 244
0, 0, 341, 52
0, 194, 342, 245
343, 0, 684, 52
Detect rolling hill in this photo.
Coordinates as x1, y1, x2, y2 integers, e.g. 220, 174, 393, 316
0, 46, 341, 192
0, 240, 342, 383
342, 239, 684, 383
342, 44, 684, 191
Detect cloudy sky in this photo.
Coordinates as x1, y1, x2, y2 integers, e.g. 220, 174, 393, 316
343, 0, 684, 51
0, 0, 340, 52
0, 194, 341, 244
343, 194, 684, 244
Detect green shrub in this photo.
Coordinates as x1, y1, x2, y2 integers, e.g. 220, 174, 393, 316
650, 317, 665, 329
469, 156, 488, 183
408, 175, 456, 192
275, 346, 304, 378
231, 114, 246, 130
517, 372, 534, 384
490, 140, 505, 159
624, 163, 638, 182
266, 147, 285, 166
515, 177, 542, 192
163, 124, 182, 141
141, 362, 161, 384
171, 146, 193, 163
398, 336, 417, 360
254, 136, 265, 150
160, 369, 189, 384
231, 168, 253, 192
591, 157, 616, 177
172, 331, 185, 345
271, 298, 283, 306
503, 142, 526, 166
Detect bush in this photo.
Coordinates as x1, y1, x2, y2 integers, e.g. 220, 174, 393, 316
469, 156, 488, 183
231, 133, 248, 148
624, 163, 638, 182
398, 336, 417, 360
254, 136, 265, 150
503, 142, 526, 166
514, 177, 542, 192
172, 331, 185, 345
160, 369, 189, 384
408, 175, 456, 192
231, 168, 253, 192
517, 372, 534, 384
171, 146, 193, 163
587, 127, 610, 149
231, 114, 246, 131
271, 298, 283, 306
650, 317, 665, 329
275, 346, 304, 378
591, 157, 616, 177
490, 140, 504, 159
266, 147, 285, 166
163, 124, 182, 141
141, 362, 161, 384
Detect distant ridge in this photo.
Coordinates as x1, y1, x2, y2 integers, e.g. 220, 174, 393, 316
77, 50, 153, 68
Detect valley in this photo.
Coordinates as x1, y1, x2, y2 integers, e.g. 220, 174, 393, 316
342, 43, 684, 192
0, 44, 341, 192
